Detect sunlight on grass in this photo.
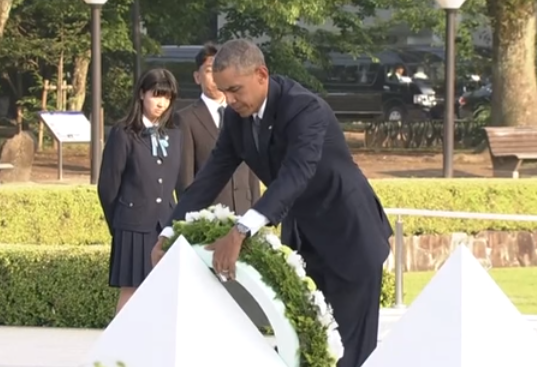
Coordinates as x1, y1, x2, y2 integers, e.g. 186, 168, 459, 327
404, 267, 537, 314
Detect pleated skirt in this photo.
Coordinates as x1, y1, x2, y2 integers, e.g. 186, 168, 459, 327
108, 226, 160, 288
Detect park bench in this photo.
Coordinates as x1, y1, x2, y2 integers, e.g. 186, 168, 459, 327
484, 126, 537, 178
0, 163, 14, 172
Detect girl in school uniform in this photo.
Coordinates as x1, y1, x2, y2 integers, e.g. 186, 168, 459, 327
97, 68, 181, 314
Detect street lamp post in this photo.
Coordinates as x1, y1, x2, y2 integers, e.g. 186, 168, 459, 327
84, 0, 108, 185
436, 0, 466, 178
132, 0, 142, 84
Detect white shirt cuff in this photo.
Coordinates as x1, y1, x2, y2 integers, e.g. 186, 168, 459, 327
159, 226, 175, 239
238, 209, 269, 236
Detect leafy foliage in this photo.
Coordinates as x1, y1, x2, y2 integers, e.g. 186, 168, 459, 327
218, 0, 390, 89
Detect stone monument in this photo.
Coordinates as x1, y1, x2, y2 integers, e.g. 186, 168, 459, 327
85, 235, 292, 367
362, 244, 537, 367
0, 131, 35, 182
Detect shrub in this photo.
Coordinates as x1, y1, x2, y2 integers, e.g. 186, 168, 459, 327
0, 244, 116, 327
0, 185, 108, 245
1, 180, 537, 245
374, 179, 537, 234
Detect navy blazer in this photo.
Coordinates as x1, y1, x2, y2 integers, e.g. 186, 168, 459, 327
98, 124, 182, 234
167, 75, 392, 281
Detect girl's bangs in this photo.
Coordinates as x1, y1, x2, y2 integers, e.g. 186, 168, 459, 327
150, 81, 176, 99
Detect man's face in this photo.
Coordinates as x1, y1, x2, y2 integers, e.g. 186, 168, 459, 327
193, 56, 224, 101
213, 65, 269, 117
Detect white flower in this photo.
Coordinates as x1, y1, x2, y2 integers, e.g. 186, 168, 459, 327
213, 205, 234, 221
311, 290, 328, 316
198, 209, 216, 222
328, 329, 344, 360
185, 211, 201, 223
286, 251, 306, 278
264, 233, 282, 250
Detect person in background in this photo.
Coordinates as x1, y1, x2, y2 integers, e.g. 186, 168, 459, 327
97, 68, 181, 315
175, 43, 260, 214
389, 64, 406, 81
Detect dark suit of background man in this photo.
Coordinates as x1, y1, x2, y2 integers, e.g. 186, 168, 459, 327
174, 44, 260, 214
154, 39, 393, 367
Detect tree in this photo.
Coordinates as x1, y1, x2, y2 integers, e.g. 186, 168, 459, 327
0, 0, 137, 115
0, 0, 15, 37
487, 0, 537, 126
140, 0, 215, 44
218, 0, 389, 89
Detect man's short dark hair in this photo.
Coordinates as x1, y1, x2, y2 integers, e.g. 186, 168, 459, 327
213, 39, 265, 74
195, 43, 219, 70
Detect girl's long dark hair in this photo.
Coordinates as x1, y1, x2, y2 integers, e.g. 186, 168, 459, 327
119, 68, 178, 134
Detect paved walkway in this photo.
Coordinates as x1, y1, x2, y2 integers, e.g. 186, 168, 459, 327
0, 309, 536, 367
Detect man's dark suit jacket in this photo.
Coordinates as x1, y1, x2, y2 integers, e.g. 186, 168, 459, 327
168, 76, 393, 281
175, 99, 260, 215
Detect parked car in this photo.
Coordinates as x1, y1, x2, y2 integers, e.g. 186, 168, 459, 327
307, 51, 437, 122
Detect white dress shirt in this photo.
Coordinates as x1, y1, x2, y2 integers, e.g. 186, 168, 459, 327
201, 93, 226, 128
237, 98, 269, 235
159, 98, 269, 239
142, 115, 156, 128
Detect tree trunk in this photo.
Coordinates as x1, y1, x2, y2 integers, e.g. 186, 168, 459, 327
0, 0, 13, 38
68, 50, 91, 111
488, 0, 537, 126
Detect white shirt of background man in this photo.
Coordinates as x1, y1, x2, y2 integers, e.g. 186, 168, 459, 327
201, 93, 226, 128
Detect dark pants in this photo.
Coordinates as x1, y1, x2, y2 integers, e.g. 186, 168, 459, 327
299, 233, 382, 367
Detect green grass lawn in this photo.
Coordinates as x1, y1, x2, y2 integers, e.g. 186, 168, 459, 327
404, 267, 537, 314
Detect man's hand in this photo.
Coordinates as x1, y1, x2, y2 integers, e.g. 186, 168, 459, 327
205, 226, 247, 280
151, 236, 167, 268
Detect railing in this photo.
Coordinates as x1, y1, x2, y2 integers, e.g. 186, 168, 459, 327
384, 208, 537, 309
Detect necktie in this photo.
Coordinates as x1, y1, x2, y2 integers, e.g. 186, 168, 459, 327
252, 115, 261, 151
217, 106, 225, 129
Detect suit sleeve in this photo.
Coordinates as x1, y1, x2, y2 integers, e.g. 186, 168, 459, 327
97, 126, 129, 234
249, 170, 260, 205
252, 98, 328, 225
175, 113, 195, 199
166, 114, 242, 225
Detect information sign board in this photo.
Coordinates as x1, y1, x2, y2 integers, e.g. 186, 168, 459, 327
38, 111, 91, 143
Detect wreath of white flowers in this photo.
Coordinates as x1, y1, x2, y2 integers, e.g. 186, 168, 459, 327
167, 204, 344, 366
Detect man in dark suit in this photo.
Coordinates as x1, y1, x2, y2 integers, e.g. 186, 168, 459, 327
175, 43, 260, 214
153, 39, 392, 367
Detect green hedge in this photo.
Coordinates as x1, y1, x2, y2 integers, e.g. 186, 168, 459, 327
0, 185, 108, 245
0, 245, 116, 327
0, 244, 395, 328
1, 179, 537, 245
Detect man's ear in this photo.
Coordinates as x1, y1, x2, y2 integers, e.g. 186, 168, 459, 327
193, 71, 201, 85
255, 65, 269, 83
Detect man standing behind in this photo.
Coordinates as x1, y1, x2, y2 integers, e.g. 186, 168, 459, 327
174, 43, 260, 214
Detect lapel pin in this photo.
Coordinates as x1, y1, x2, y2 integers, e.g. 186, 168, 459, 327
268, 125, 272, 130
